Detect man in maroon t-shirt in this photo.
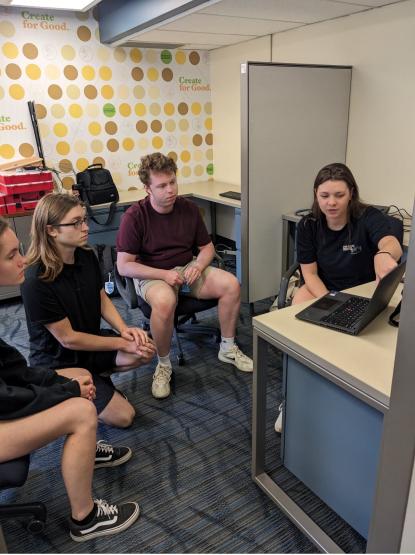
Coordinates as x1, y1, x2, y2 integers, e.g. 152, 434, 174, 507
117, 152, 252, 399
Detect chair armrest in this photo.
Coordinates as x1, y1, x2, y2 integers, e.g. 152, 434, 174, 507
114, 264, 138, 309
214, 250, 225, 270
277, 262, 300, 309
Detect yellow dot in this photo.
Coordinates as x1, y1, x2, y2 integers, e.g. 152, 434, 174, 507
74, 140, 88, 154
61, 45, 75, 60
133, 85, 145, 99
118, 84, 129, 99
67, 85, 80, 99
114, 47, 126, 62
9, 84, 24, 100
181, 166, 191, 178
180, 135, 190, 147
0, 144, 15, 159
123, 138, 134, 151
86, 103, 99, 117
82, 65, 95, 80
138, 137, 148, 149
165, 119, 176, 132
56, 141, 70, 155
204, 101, 212, 114
119, 103, 131, 117
88, 122, 101, 136
25, 64, 41, 80
179, 119, 189, 132
180, 150, 191, 163
91, 139, 103, 153
53, 123, 68, 137
2, 42, 18, 59
69, 104, 83, 118
134, 103, 146, 116
101, 85, 114, 99
149, 86, 160, 99
145, 50, 157, 63
206, 148, 213, 161
51, 104, 65, 118
175, 51, 186, 64
97, 46, 110, 62
152, 136, 163, 149
130, 48, 142, 63
163, 103, 174, 116
147, 67, 159, 81
194, 164, 204, 177
76, 158, 89, 171
45, 64, 60, 79
205, 117, 212, 130
99, 66, 112, 81
150, 103, 161, 116
193, 150, 203, 162
191, 102, 202, 115
0, 21, 15, 38
38, 123, 50, 137
0, 87, 4, 100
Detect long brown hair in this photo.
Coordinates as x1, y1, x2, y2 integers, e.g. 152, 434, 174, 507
26, 193, 85, 282
0, 217, 9, 243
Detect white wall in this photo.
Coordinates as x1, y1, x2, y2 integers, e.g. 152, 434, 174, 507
272, 0, 415, 212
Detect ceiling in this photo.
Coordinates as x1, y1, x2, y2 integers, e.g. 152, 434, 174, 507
118, 0, 407, 50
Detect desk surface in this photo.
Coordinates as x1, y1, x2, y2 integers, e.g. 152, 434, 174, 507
117, 180, 241, 209
253, 282, 402, 408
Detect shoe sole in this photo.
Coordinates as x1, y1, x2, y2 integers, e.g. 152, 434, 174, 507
151, 389, 171, 399
70, 503, 140, 542
94, 448, 133, 469
218, 353, 253, 372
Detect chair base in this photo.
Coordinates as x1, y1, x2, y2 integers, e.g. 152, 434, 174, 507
0, 502, 47, 534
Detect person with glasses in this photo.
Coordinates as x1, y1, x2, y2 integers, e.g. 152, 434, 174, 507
21, 193, 156, 429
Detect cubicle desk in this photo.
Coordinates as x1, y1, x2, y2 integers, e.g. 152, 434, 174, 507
252, 282, 402, 552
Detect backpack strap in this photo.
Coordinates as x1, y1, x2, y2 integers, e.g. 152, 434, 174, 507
85, 198, 117, 226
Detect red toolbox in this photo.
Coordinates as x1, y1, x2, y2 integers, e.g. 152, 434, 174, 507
0, 196, 6, 216
0, 188, 51, 215
3, 200, 39, 215
0, 171, 53, 195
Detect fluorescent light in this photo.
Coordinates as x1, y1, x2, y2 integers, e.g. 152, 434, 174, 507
10, 0, 100, 11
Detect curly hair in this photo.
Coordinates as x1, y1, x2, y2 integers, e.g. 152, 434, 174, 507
138, 152, 177, 187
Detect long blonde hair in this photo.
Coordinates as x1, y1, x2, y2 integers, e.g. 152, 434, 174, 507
26, 193, 85, 282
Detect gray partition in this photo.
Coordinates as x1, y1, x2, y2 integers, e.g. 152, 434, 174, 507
241, 62, 352, 304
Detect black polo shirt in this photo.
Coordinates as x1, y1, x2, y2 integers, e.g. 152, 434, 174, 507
21, 248, 103, 369
296, 206, 393, 291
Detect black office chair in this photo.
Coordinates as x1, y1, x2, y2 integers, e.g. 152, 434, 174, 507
114, 264, 221, 366
0, 455, 47, 539
276, 213, 404, 310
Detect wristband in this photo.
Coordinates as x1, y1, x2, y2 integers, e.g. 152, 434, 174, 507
375, 251, 392, 257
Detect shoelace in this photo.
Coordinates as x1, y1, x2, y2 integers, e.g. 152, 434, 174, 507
94, 498, 119, 518
228, 345, 250, 361
154, 365, 171, 383
96, 440, 114, 456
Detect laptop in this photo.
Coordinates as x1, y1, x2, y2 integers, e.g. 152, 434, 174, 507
295, 261, 406, 335
219, 190, 241, 201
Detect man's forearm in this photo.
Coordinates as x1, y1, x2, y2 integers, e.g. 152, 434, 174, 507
60, 329, 126, 352
194, 243, 215, 271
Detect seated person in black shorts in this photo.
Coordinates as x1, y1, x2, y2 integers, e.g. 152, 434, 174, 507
0, 216, 140, 542
21, 194, 156, 429
293, 162, 403, 305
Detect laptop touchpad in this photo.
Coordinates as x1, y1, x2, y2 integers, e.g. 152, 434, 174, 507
312, 296, 343, 311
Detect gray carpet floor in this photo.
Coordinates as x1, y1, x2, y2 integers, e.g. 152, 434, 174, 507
0, 294, 365, 553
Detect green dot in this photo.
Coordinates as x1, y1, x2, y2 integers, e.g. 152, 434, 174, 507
207, 163, 214, 176
160, 50, 172, 64
103, 103, 116, 117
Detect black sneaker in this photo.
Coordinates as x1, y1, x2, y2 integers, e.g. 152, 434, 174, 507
69, 498, 140, 542
94, 440, 132, 469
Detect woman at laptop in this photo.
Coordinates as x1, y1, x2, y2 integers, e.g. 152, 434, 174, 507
292, 162, 402, 305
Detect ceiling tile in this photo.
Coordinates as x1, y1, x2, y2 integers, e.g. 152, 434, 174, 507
130, 28, 251, 47
328, 0, 402, 5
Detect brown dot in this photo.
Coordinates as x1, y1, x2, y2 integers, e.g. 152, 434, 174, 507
189, 51, 200, 65
48, 85, 63, 100
62, 176, 75, 190
84, 84, 97, 99
64, 65, 78, 80
205, 133, 213, 146
167, 151, 178, 163
5, 63, 21, 79
77, 25, 91, 42
22, 43, 38, 59
178, 102, 188, 115
107, 139, 119, 152
59, 159, 73, 172
151, 120, 162, 133
35, 103, 47, 119
19, 143, 34, 157
192, 134, 203, 146
131, 67, 143, 81
93, 157, 106, 167
105, 121, 118, 135
136, 120, 148, 134
162, 68, 173, 82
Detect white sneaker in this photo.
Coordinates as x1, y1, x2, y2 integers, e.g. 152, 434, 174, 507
152, 363, 172, 399
218, 345, 253, 372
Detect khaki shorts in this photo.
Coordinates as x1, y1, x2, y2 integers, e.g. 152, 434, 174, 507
134, 260, 213, 303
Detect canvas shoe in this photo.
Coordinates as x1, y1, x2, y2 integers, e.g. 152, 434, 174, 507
152, 363, 172, 399
69, 498, 139, 542
218, 344, 253, 372
94, 440, 132, 469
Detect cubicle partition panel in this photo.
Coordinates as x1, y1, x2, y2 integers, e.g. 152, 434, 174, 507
241, 62, 352, 304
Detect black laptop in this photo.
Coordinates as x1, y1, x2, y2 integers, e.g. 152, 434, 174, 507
295, 261, 406, 335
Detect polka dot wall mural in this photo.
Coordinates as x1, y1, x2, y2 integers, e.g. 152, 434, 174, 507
0, 7, 213, 188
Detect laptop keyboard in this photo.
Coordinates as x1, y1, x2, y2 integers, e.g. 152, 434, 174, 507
321, 297, 370, 329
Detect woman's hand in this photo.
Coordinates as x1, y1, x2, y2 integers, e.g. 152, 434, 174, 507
120, 326, 151, 346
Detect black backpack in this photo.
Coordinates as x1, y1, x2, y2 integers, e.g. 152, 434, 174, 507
74, 164, 119, 226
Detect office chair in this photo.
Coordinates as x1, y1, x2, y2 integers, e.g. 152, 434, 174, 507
0, 455, 47, 538
114, 265, 221, 366
276, 213, 404, 310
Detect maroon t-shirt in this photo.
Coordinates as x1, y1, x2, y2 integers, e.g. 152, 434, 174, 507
116, 196, 211, 270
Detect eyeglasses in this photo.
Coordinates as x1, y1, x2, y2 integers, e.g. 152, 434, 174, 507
53, 216, 89, 229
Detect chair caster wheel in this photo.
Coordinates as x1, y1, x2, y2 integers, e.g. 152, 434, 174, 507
177, 354, 185, 366
27, 519, 46, 534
